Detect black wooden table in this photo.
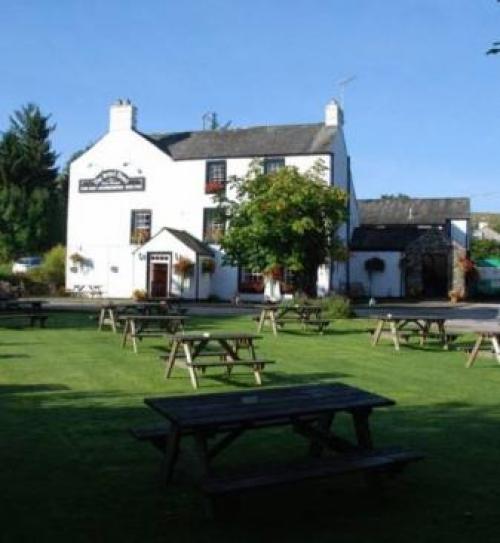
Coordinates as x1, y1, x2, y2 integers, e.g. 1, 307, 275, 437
120, 315, 187, 353
144, 383, 421, 502
371, 313, 448, 351
163, 331, 272, 389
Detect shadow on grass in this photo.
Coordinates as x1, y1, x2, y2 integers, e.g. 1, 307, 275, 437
0, 353, 30, 360
1, 383, 500, 542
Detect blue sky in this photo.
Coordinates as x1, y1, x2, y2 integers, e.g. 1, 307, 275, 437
1, 0, 499, 211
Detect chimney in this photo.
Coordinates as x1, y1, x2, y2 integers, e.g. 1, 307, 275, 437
324, 99, 344, 128
109, 99, 137, 131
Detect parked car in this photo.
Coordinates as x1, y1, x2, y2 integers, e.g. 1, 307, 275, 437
12, 256, 42, 274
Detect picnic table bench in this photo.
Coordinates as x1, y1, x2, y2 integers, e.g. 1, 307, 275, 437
0, 313, 48, 327
254, 304, 327, 335
120, 315, 187, 353
142, 383, 422, 516
370, 313, 449, 351
161, 331, 273, 389
462, 326, 500, 368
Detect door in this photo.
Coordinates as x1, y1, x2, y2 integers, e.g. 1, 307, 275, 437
148, 253, 170, 298
422, 253, 448, 298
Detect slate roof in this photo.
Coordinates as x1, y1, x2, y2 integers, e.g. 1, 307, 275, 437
141, 123, 336, 160
165, 228, 214, 257
350, 226, 424, 251
358, 198, 470, 226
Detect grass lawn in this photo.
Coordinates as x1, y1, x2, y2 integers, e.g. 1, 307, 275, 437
1, 312, 500, 542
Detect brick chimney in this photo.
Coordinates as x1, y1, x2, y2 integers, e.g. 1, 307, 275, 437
109, 99, 137, 131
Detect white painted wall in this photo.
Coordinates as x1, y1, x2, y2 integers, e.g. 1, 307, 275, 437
66, 102, 353, 299
450, 219, 468, 249
350, 251, 403, 298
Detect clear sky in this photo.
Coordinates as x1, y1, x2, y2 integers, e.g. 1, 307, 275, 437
1, 0, 499, 211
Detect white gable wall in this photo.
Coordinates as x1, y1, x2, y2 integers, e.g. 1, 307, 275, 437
350, 251, 403, 298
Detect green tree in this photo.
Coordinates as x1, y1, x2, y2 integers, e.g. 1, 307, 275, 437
470, 239, 500, 261
0, 104, 63, 259
219, 160, 348, 296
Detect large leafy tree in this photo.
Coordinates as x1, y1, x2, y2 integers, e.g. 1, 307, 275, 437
219, 160, 348, 296
0, 104, 63, 259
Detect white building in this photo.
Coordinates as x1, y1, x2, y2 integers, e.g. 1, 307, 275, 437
66, 99, 357, 300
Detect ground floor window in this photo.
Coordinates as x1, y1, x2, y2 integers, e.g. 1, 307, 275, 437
203, 208, 226, 243
238, 268, 264, 294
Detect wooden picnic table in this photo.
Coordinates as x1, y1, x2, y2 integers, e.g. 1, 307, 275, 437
163, 331, 273, 389
255, 304, 324, 335
98, 301, 184, 332
1, 299, 47, 312
464, 326, 500, 368
119, 314, 188, 353
143, 383, 422, 508
371, 313, 449, 351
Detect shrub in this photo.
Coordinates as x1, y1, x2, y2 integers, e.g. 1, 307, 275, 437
132, 289, 147, 301
27, 245, 66, 294
318, 294, 354, 318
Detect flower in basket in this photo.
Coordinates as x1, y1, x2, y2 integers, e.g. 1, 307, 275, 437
205, 181, 225, 193
69, 252, 86, 265
174, 257, 194, 278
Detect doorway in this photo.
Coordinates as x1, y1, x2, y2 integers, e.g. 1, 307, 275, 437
148, 253, 170, 298
421, 253, 448, 298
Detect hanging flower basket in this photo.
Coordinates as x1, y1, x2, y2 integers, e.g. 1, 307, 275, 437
201, 258, 216, 274
69, 252, 85, 265
174, 257, 194, 278
364, 257, 385, 273
264, 264, 283, 280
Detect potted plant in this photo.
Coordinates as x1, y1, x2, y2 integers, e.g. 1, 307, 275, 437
205, 181, 225, 194
132, 289, 147, 301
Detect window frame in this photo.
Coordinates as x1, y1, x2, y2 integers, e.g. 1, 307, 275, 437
205, 160, 227, 194
203, 207, 226, 244
263, 157, 285, 175
130, 209, 152, 244
238, 267, 265, 294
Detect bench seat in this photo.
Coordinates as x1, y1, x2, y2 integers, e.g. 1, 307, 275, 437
189, 359, 274, 369
202, 446, 423, 496
0, 313, 49, 327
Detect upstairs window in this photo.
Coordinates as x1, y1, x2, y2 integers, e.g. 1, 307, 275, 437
263, 157, 285, 175
205, 160, 226, 194
130, 209, 151, 244
203, 208, 226, 244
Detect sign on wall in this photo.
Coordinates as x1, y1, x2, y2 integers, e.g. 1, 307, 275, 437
79, 169, 145, 193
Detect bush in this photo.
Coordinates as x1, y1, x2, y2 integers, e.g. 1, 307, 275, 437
26, 245, 66, 295
318, 294, 354, 318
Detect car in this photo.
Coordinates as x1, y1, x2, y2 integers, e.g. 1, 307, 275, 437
12, 256, 42, 274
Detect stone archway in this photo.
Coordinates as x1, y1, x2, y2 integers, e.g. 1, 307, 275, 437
404, 228, 451, 298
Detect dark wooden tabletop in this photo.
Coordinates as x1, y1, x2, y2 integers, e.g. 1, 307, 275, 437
118, 314, 187, 321
145, 383, 394, 429
373, 314, 446, 321
165, 331, 261, 341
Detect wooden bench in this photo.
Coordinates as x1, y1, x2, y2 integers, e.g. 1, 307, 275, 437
202, 446, 423, 497
0, 313, 49, 327
276, 318, 330, 334
129, 423, 172, 452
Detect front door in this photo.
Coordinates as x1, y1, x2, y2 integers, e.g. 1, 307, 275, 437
422, 253, 448, 298
148, 253, 170, 298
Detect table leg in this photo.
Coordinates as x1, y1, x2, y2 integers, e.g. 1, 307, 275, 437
184, 342, 199, 389
372, 320, 384, 346
466, 334, 484, 368
130, 320, 138, 354
257, 310, 265, 333
270, 310, 278, 336
110, 309, 117, 333
438, 320, 448, 350
98, 308, 104, 331
165, 339, 180, 378
121, 319, 129, 348
389, 321, 400, 351
491, 335, 500, 364
309, 414, 334, 458
420, 321, 429, 346
163, 426, 181, 485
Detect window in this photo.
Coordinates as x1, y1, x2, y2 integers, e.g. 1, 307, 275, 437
205, 160, 226, 194
263, 157, 285, 175
238, 268, 264, 294
130, 209, 151, 244
203, 208, 226, 243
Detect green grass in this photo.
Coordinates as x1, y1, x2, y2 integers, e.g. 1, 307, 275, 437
1, 312, 500, 542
